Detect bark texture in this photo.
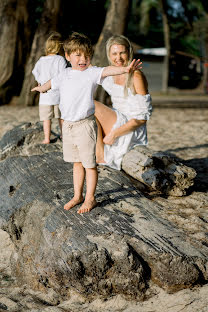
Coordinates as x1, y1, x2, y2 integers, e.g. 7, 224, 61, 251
122, 146, 196, 196
92, 0, 130, 103
160, 0, 170, 94
18, 0, 61, 106
0, 0, 29, 104
92, 0, 130, 67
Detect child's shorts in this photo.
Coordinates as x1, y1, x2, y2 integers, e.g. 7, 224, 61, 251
39, 104, 61, 121
62, 115, 97, 168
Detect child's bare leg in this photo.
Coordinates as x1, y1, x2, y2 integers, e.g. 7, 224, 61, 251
42, 120, 51, 144
58, 118, 64, 139
64, 162, 85, 210
78, 167, 98, 214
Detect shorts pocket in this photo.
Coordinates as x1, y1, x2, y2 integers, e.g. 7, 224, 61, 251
84, 120, 97, 141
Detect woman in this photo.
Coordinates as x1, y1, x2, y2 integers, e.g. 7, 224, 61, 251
95, 35, 152, 170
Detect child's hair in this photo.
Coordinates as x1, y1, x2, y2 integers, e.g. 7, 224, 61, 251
45, 32, 63, 55
63, 32, 93, 58
106, 35, 135, 97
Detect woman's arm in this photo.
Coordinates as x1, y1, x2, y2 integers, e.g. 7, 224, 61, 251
102, 59, 142, 78
31, 80, 51, 93
103, 71, 149, 145
103, 119, 146, 145
133, 70, 148, 95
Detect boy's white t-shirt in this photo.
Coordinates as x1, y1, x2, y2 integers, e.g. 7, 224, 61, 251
51, 66, 104, 121
32, 55, 67, 105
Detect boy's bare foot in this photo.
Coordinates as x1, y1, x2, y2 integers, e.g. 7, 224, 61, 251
64, 196, 84, 210
77, 199, 97, 214
42, 139, 50, 144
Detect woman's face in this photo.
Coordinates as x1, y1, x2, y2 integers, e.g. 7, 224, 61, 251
109, 44, 129, 67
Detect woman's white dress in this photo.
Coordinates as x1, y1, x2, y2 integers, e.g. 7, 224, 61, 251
101, 76, 152, 170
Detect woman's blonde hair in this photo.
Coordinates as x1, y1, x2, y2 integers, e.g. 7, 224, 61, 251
45, 32, 63, 55
106, 35, 136, 97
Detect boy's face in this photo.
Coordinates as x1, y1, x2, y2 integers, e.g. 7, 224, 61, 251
65, 51, 91, 71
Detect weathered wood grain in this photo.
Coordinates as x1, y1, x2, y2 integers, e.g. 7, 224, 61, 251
0, 152, 207, 299
122, 146, 196, 196
0, 122, 206, 300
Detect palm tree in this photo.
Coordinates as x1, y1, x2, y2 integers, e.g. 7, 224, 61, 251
139, 0, 170, 93
92, 0, 130, 102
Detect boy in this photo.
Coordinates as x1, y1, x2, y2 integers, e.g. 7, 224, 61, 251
32, 32, 67, 143
31, 32, 141, 214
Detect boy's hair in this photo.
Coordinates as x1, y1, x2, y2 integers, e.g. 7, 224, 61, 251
45, 32, 63, 55
63, 32, 93, 58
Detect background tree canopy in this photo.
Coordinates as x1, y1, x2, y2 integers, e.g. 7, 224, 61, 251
0, 0, 207, 106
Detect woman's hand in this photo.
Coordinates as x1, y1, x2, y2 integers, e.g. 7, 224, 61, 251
125, 59, 142, 73
103, 131, 117, 145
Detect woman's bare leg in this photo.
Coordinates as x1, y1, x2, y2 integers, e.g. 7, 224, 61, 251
95, 118, 105, 163
94, 100, 117, 163
94, 100, 117, 136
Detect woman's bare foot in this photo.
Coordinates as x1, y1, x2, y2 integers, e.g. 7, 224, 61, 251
64, 196, 84, 210
42, 139, 50, 144
96, 157, 106, 164
77, 199, 97, 214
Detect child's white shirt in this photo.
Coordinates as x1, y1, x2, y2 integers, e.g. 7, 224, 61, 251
32, 55, 67, 105
51, 66, 104, 121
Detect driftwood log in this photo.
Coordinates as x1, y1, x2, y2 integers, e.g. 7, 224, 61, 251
0, 123, 207, 300
122, 146, 196, 196
0, 122, 196, 196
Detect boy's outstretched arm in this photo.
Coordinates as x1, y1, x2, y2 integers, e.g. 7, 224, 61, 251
31, 80, 51, 93
101, 59, 142, 78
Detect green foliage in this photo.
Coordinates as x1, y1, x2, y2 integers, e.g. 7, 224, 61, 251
139, 0, 159, 35
127, 0, 206, 57
179, 35, 201, 56
59, 0, 107, 43
104, 0, 110, 9
27, 0, 207, 57
28, 0, 46, 27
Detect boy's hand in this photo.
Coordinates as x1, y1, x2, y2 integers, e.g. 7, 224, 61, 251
31, 80, 51, 93
125, 59, 142, 73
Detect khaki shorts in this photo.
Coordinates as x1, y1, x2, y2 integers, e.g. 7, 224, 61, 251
62, 115, 97, 168
39, 105, 61, 121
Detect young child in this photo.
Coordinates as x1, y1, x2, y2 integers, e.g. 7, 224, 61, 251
31, 32, 141, 214
32, 32, 67, 144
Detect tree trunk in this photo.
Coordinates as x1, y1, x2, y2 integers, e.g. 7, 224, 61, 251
92, 0, 130, 102
0, 0, 29, 105
160, 0, 170, 94
18, 0, 61, 106
203, 13, 208, 93
92, 0, 130, 67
